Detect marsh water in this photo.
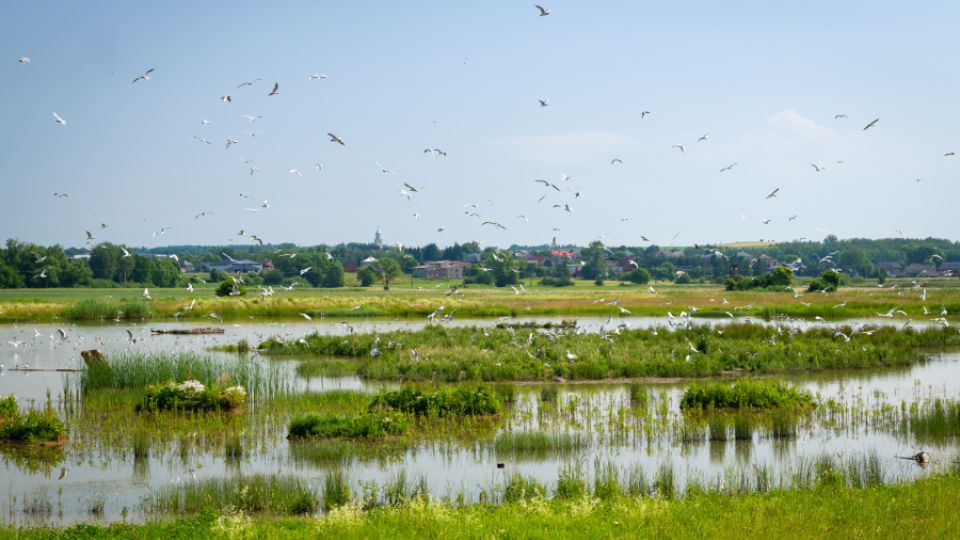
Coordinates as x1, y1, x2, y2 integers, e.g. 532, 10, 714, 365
1, 317, 958, 525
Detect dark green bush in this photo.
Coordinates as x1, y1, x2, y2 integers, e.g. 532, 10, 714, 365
368, 386, 501, 417
681, 380, 813, 411
0, 405, 65, 444
288, 411, 408, 439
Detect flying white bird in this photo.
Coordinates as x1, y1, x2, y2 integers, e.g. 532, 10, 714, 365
131, 68, 155, 83
220, 95, 232, 102
327, 132, 345, 145
535, 4, 550, 16
309, 73, 328, 80
766, 187, 780, 199
235, 78, 262, 88
288, 168, 303, 179
52, 112, 66, 126
267, 82, 279, 96
697, 134, 710, 142
18, 56, 31, 64
719, 162, 738, 173
538, 99, 549, 107
225, 138, 238, 150
671, 143, 685, 153
863, 118, 879, 131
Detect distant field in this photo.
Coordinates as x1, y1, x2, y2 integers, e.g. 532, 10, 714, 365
0, 278, 957, 323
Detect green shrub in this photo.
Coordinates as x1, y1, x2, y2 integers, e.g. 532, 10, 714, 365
368, 386, 501, 417
0, 407, 65, 444
136, 380, 247, 412
681, 380, 814, 411
288, 411, 409, 439
215, 279, 246, 297
0, 395, 17, 419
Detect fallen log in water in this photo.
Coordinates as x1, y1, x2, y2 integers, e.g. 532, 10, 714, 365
150, 327, 225, 335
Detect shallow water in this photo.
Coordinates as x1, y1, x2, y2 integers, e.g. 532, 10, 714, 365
0, 320, 957, 525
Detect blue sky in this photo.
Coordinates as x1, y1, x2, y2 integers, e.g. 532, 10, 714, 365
1, 1, 958, 250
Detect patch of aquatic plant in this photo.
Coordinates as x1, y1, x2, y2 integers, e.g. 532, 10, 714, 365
135, 380, 247, 412
259, 323, 960, 382
288, 411, 409, 439
503, 473, 547, 502
494, 431, 587, 459
323, 469, 351, 511
368, 386, 501, 417
907, 398, 960, 443
79, 353, 287, 403
60, 298, 152, 320
0, 445, 64, 475
141, 474, 318, 516
680, 380, 814, 411
539, 386, 558, 402
0, 398, 65, 444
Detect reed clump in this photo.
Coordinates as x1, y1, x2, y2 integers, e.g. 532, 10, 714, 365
681, 380, 814, 411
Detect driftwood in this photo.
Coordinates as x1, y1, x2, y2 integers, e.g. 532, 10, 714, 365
897, 451, 931, 465
150, 327, 225, 335
80, 349, 107, 368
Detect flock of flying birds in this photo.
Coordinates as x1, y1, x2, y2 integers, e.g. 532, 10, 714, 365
19, 4, 956, 252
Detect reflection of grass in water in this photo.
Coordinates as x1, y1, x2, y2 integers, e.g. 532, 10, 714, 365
0, 445, 64, 475
494, 431, 586, 460
289, 439, 406, 468
141, 474, 318, 516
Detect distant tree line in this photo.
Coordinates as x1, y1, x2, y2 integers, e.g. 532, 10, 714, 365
3, 235, 957, 289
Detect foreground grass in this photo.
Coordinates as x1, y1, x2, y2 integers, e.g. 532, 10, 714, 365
6, 474, 960, 539
1, 282, 958, 322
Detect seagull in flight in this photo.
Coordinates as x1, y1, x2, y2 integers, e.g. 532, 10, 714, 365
52, 112, 66, 126
327, 132, 345, 145
811, 163, 824, 172
375, 161, 394, 174
719, 162, 738, 173
697, 134, 710, 143
538, 99, 549, 107
18, 56, 31, 64
671, 143, 685, 153
610, 158, 623, 165
481, 221, 507, 230
220, 95, 232, 103
288, 168, 303, 179
193, 136, 212, 145
131, 68, 155, 83
535, 4, 550, 16
863, 118, 879, 131
225, 138, 238, 149
267, 82, 279, 96
766, 187, 780, 199
534, 179, 561, 191
235, 78, 262, 88
834, 114, 847, 119
309, 73, 328, 80
641, 111, 651, 119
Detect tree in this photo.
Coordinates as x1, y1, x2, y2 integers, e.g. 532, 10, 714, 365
321, 261, 345, 288
373, 258, 401, 290
357, 265, 377, 286
89, 243, 120, 280
626, 267, 651, 284
580, 241, 608, 284
421, 243, 441, 262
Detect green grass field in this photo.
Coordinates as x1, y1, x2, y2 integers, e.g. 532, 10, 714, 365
5, 472, 960, 539
0, 279, 957, 323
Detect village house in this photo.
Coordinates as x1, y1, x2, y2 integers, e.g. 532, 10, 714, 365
411, 260, 471, 279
